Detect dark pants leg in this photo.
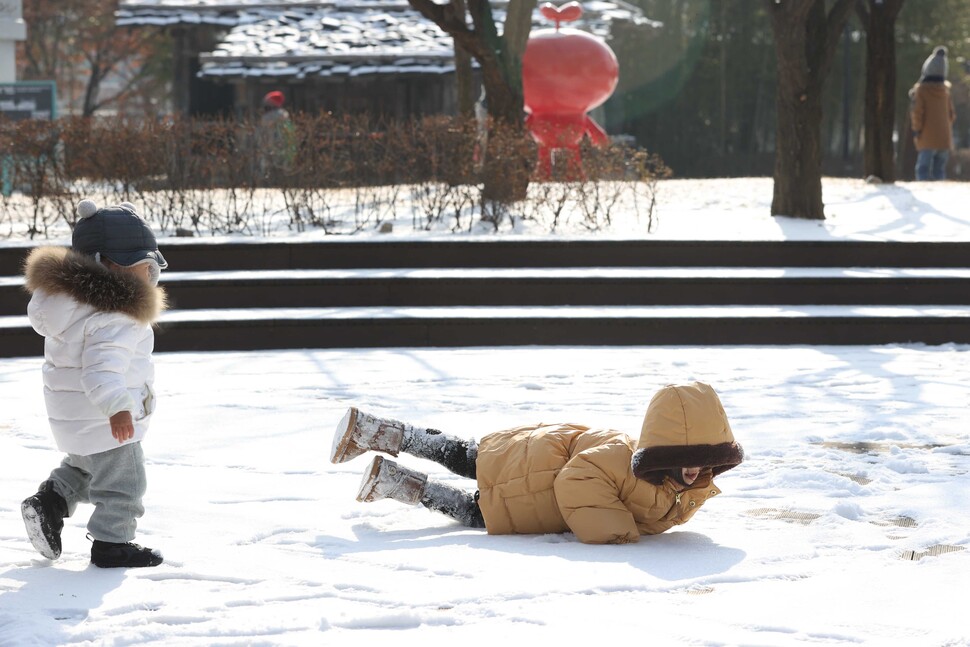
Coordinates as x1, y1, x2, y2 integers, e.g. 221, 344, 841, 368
421, 480, 486, 528
400, 428, 478, 480
400, 427, 484, 527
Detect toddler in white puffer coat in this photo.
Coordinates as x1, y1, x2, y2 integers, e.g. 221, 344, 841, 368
20, 199, 168, 568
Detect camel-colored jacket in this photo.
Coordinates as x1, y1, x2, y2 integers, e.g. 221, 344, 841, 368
911, 82, 955, 151
475, 423, 719, 543
475, 383, 744, 544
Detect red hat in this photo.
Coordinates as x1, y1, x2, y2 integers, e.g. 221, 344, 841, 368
263, 91, 285, 108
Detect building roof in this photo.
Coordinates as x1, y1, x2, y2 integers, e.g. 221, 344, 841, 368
117, 0, 659, 80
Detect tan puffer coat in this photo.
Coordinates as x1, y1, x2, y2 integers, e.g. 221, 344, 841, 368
475, 382, 744, 544
910, 82, 956, 151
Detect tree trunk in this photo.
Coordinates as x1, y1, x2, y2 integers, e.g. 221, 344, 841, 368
454, 47, 475, 119
471, 0, 533, 202
766, 0, 854, 220
83, 64, 104, 117
479, 63, 531, 203
409, 0, 534, 203
858, 0, 905, 183
771, 60, 825, 219
898, 106, 918, 181
719, 0, 728, 156
452, 0, 475, 119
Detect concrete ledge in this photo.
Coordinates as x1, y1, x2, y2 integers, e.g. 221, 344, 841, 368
7, 239, 970, 274
5, 305, 970, 356
5, 239, 969, 353
4, 268, 970, 315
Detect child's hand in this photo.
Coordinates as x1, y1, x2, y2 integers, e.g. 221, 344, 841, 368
110, 411, 135, 443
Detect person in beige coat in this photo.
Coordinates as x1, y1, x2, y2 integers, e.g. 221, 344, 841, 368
910, 46, 956, 181
331, 382, 744, 544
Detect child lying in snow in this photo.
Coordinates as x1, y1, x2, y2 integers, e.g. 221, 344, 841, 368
331, 381, 744, 544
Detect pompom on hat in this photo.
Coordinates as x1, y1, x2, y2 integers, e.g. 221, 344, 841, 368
920, 45, 948, 80
263, 91, 285, 108
72, 200, 168, 270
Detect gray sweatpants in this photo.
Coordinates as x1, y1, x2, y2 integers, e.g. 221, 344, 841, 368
45, 442, 147, 543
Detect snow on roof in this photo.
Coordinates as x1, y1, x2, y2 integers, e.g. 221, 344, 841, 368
199, 7, 459, 79
117, 0, 659, 80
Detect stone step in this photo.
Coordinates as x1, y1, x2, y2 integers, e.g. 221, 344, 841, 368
5, 239, 969, 354
5, 238, 970, 274
4, 267, 970, 316
3, 304, 969, 356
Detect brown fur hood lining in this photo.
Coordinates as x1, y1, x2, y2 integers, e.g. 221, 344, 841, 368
23, 247, 166, 324
631, 441, 745, 485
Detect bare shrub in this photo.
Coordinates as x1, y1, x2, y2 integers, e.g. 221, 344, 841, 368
1, 114, 668, 239
555, 143, 669, 233
524, 181, 580, 232
4, 118, 68, 238
61, 116, 166, 198
479, 124, 537, 228
351, 184, 402, 232
624, 148, 671, 234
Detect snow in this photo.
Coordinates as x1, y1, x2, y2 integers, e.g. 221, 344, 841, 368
3, 176, 969, 246
2, 177, 970, 646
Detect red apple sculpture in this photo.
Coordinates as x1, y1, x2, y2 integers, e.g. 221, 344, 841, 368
523, 2, 619, 180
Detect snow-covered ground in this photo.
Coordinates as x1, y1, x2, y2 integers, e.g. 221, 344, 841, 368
1, 177, 969, 646
2, 176, 969, 244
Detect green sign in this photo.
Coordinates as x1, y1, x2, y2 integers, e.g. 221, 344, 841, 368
0, 81, 57, 121
1, 82, 57, 195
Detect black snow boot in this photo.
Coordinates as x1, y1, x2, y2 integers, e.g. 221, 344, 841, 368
422, 481, 486, 528
21, 481, 69, 560
91, 540, 164, 568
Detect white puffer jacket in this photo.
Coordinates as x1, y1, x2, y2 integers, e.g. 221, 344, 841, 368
25, 247, 167, 456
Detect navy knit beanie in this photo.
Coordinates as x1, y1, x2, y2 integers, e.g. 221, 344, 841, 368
72, 200, 168, 269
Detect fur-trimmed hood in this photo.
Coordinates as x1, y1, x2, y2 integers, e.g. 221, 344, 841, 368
631, 382, 744, 485
24, 247, 166, 325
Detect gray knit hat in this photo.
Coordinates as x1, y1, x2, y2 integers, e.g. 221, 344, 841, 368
72, 200, 168, 269
921, 46, 948, 80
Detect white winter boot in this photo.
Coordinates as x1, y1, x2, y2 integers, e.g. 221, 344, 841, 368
331, 407, 413, 463
356, 455, 428, 505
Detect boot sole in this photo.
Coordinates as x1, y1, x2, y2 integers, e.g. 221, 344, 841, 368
91, 545, 164, 568
356, 455, 386, 502
21, 500, 60, 560
330, 406, 359, 464
91, 554, 164, 568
